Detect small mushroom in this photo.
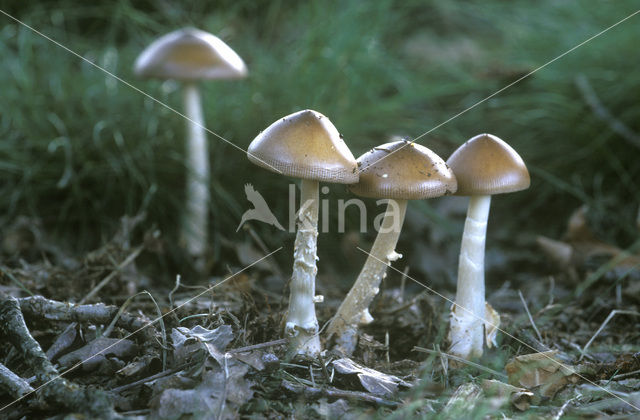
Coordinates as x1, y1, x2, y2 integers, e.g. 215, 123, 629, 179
134, 28, 247, 267
327, 140, 457, 355
247, 110, 358, 357
446, 133, 530, 362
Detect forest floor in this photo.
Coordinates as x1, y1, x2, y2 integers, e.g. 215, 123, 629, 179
0, 206, 639, 419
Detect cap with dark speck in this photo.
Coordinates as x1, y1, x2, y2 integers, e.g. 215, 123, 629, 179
350, 140, 457, 200
446, 133, 530, 196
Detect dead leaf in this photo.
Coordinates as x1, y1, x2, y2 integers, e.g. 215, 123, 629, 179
506, 351, 579, 398
484, 302, 500, 348
57, 336, 136, 371
332, 357, 411, 397
46, 323, 78, 361
149, 361, 253, 420
536, 235, 573, 267
481, 379, 534, 411
171, 324, 233, 366
539, 206, 640, 276
442, 382, 483, 417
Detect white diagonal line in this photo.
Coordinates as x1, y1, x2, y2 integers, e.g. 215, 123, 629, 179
0, 247, 282, 412
0, 9, 282, 174
365, 9, 640, 169
355, 246, 640, 412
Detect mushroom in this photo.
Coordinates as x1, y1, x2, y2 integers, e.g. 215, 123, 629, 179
247, 109, 358, 357
327, 140, 457, 354
446, 133, 530, 362
134, 28, 247, 267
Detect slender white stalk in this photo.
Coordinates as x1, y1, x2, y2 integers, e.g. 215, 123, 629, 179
327, 199, 407, 355
448, 194, 491, 360
181, 82, 210, 261
285, 179, 321, 356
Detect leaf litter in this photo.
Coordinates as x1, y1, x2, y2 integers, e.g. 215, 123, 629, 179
0, 206, 639, 418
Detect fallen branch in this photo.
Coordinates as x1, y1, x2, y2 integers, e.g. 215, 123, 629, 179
281, 379, 399, 407
226, 338, 288, 354
0, 362, 34, 399
16, 295, 155, 341
0, 294, 117, 417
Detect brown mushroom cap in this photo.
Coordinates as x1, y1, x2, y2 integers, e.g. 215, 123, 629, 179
447, 133, 530, 196
134, 28, 247, 81
247, 110, 358, 183
350, 140, 457, 200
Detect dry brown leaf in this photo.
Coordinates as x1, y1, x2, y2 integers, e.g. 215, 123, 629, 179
481, 379, 534, 411
506, 351, 579, 398
332, 357, 411, 397
57, 336, 137, 371
537, 206, 640, 277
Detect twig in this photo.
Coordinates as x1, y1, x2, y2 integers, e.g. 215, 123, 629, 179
399, 266, 409, 303
575, 74, 640, 149
612, 368, 640, 381
580, 310, 640, 361
281, 379, 399, 407
0, 266, 34, 296
0, 295, 116, 417
225, 338, 288, 354
17, 295, 152, 336
109, 361, 194, 394
552, 396, 578, 420
547, 276, 555, 307
413, 346, 507, 379
16, 295, 161, 368
168, 274, 181, 310
79, 244, 144, 304
0, 362, 34, 399
518, 290, 543, 343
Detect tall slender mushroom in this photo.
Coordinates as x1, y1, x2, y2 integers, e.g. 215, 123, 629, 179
327, 140, 457, 355
134, 28, 247, 267
446, 133, 530, 362
247, 110, 358, 357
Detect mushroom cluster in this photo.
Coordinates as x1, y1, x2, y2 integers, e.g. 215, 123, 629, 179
244, 120, 529, 362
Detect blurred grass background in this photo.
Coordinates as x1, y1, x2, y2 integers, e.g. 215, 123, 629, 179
0, 0, 638, 286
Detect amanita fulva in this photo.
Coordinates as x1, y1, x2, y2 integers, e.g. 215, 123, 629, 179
446, 134, 530, 362
327, 140, 457, 355
134, 28, 247, 266
247, 110, 358, 357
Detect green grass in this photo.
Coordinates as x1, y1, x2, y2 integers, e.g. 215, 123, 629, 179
1, 0, 639, 278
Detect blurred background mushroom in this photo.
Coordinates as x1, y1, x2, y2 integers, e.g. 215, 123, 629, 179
134, 27, 247, 271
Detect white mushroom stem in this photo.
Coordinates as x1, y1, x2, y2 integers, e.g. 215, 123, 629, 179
181, 82, 210, 261
285, 179, 322, 357
448, 194, 497, 361
327, 199, 407, 354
